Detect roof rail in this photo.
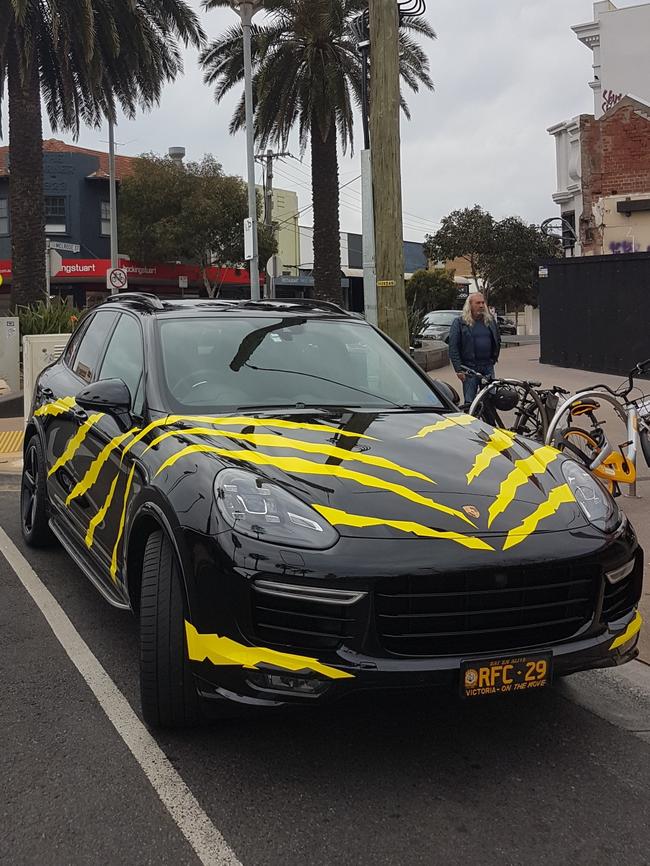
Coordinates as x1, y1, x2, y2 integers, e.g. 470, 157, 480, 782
239, 298, 351, 315
102, 292, 165, 311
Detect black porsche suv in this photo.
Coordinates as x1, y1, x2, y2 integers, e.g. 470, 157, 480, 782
22, 294, 643, 726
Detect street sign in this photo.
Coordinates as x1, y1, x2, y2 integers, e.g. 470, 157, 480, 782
244, 218, 254, 261
107, 267, 129, 292
49, 249, 63, 277
48, 241, 81, 254
266, 254, 283, 277
179, 275, 189, 290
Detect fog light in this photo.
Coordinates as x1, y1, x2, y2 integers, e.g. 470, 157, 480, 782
247, 670, 329, 696
606, 559, 635, 585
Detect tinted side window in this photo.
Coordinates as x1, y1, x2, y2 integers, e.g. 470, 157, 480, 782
73, 311, 118, 383
98, 314, 145, 414
63, 317, 91, 367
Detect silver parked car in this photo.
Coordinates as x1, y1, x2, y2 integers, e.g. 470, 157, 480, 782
420, 309, 462, 343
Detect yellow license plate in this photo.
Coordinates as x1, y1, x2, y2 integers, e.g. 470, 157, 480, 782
460, 653, 552, 698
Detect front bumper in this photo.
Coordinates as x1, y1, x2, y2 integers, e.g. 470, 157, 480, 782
185, 520, 643, 714
192, 608, 642, 714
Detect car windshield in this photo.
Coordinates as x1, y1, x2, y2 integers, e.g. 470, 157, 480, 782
426, 312, 459, 326
156, 316, 445, 411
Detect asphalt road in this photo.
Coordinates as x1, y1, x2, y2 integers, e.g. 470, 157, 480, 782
1, 481, 650, 866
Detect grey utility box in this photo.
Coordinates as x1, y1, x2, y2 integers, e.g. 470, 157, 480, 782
0, 317, 20, 396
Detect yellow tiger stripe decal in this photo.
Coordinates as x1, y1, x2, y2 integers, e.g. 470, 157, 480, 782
467, 429, 517, 484
410, 414, 476, 439
110, 463, 136, 583
144, 427, 435, 485
67, 429, 138, 505
488, 445, 561, 527
122, 414, 377, 459
313, 506, 494, 551
47, 413, 104, 477
185, 621, 353, 680
155, 445, 476, 527
85, 472, 120, 548
609, 611, 642, 650
34, 396, 76, 417
502, 484, 576, 550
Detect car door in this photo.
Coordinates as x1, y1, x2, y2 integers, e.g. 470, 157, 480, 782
74, 312, 146, 580
42, 309, 119, 532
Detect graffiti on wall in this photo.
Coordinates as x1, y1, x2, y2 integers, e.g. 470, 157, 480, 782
609, 240, 650, 254
602, 89, 624, 114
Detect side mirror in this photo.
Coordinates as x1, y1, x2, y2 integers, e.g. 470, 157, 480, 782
76, 379, 132, 424
432, 379, 461, 407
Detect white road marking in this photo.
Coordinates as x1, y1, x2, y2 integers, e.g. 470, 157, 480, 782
0, 526, 242, 866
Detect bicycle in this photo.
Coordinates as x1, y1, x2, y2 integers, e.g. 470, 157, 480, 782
545, 359, 650, 496
465, 367, 550, 439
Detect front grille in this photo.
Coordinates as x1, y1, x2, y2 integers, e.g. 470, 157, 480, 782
375, 563, 600, 657
252, 587, 358, 652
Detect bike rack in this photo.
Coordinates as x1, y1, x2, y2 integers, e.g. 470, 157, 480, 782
545, 389, 638, 498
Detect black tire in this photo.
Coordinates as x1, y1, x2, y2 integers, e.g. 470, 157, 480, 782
21, 435, 55, 548
139, 530, 201, 728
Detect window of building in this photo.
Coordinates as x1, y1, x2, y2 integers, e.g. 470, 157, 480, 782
45, 196, 67, 234
0, 198, 8, 235
561, 211, 576, 250
101, 200, 111, 236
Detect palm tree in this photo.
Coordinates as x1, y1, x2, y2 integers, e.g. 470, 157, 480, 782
0, 0, 204, 306
201, 0, 434, 303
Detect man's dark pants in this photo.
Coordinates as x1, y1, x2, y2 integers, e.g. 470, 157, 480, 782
462, 362, 495, 408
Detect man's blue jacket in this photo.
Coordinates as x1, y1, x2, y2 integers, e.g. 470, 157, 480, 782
448, 316, 501, 373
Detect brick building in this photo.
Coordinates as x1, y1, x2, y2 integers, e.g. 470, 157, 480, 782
551, 97, 650, 256
548, 1, 650, 256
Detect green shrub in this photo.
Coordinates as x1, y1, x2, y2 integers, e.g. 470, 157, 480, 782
11, 298, 80, 338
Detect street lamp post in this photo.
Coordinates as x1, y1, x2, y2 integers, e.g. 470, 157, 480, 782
108, 119, 119, 279
230, 1, 264, 300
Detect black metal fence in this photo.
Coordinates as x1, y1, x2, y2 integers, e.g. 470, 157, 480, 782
539, 252, 650, 376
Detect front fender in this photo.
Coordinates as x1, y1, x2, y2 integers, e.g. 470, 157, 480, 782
123, 487, 197, 616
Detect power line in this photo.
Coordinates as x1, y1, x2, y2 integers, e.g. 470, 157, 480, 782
281, 156, 437, 231
273, 174, 362, 228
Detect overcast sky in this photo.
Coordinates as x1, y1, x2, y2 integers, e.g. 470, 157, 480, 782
42, 0, 640, 242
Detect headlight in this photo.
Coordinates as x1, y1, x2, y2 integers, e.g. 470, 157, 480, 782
561, 460, 620, 533
215, 468, 339, 549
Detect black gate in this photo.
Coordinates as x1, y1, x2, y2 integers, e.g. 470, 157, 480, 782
540, 252, 650, 376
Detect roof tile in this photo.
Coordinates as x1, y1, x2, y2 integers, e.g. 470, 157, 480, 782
0, 138, 138, 179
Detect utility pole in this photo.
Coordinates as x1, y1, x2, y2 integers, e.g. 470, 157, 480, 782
230, 0, 265, 301
108, 119, 119, 282
265, 149, 276, 298
353, 13, 378, 327
369, 0, 409, 350
256, 149, 292, 298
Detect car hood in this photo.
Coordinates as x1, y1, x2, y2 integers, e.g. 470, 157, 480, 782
152, 409, 588, 548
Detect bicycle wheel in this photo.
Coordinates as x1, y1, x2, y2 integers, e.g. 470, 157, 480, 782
510, 385, 548, 440
469, 388, 501, 427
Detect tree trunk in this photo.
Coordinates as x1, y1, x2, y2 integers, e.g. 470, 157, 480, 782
8, 37, 46, 306
310, 114, 343, 306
